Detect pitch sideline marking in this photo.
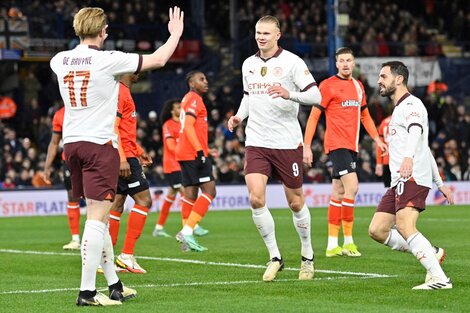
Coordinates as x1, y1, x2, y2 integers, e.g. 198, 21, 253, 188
0, 276, 378, 295
0, 248, 393, 278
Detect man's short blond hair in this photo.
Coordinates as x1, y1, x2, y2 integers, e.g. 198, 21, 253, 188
257, 15, 280, 30
73, 7, 107, 39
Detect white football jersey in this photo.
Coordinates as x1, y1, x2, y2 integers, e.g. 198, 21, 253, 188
50, 45, 142, 147
241, 48, 317, 149
388, 93, 432, 188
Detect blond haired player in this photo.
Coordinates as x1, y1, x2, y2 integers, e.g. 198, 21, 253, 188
50, 6, 184, 306
228, 15, 321, 282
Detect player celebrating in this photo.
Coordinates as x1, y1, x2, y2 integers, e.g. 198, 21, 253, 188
369, 61, 452, 289
303, 47, 387, 258
108, 73, 153, 274
175, 71, 216, 252
152, 98, 209, 238
50, 6, 184, 306
228, 15, 321, 281
43, 104, 81, 250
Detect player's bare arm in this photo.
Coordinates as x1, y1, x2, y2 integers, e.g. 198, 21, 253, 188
119, 160, 131, 178
141, 6, 184, 71
375, 163, 383, 176
228, 115, 241, 132
438, 185, 455, 205
374, 137, 389, 156
138, 152, 153, 167
267, 85, 289, 99
43, 132, 61, 184
399, 157, 413, 179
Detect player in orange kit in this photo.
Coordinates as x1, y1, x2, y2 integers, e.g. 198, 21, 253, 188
109, 73, 153, 273
303, 47, 387, 258
174, 71, 216, 252
375, 115, 392, 187
152, 98, 209, 238
43, 104, 82, 250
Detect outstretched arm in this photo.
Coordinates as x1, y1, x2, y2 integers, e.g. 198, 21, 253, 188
141, 7, 184, 71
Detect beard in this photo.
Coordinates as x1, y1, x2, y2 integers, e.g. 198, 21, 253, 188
379, 84, 396, 97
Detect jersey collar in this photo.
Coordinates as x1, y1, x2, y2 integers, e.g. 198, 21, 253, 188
255, 47, 283, 62
395, 92, 411, 106
75, 44, 100, 50
334, 74, 352, 81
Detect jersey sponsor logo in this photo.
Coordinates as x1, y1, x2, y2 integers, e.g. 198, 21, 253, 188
247, 82, 282, 95
341, 100, 361, 107
131, 111, 137, 118
247, 82, 281, 90
261, 66, 267, 77
405, 112, 420, 120
273, 67, 283, 77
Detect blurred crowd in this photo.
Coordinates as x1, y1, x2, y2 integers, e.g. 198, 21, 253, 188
207, 0, 469, 57
0, 66, 469, 190
1, 0, 468, 56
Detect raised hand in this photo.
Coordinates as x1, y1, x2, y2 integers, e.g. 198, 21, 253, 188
168, 6, 184, 38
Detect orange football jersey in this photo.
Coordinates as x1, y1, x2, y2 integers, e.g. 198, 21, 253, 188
117, 82, 139, 158
175, 91, 208, 161
319, 75, 366, 153
52, 107, 65, 160
162, 118, 181, 173
376, 115, 392, 165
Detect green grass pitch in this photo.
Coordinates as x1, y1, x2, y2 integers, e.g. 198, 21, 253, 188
0, 205, 469, 312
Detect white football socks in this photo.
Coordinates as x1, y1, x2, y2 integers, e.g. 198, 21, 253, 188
101, 224, 119, 286
384, 228, 410, 252
407, 232, 447, 281
80, 220, 106, 292
292, 204, 314, 260
252, 206, 281, 260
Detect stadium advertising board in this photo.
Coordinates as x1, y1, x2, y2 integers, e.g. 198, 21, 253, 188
0, 182, 469, 217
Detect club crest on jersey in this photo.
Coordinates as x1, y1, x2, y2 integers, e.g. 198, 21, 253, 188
273, 67, 283, 77
261, 66, 267, 77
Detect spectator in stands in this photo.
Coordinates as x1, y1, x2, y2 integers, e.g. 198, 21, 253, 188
21, 70, 41, 105
147, 110, 160, 134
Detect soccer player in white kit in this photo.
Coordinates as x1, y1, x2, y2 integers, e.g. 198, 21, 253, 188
369, 61, 453, 290
228, 15, 321, 282
50, 6, 184, 305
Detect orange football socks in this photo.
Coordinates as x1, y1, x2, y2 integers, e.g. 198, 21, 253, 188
109, 210, 122, 246
157, 195, 175, 227
341, 197, 355, 244
185, 193, 213, 229
67, 202, 81, 236
180, 197, 194, 226
122, 204, 149, 255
